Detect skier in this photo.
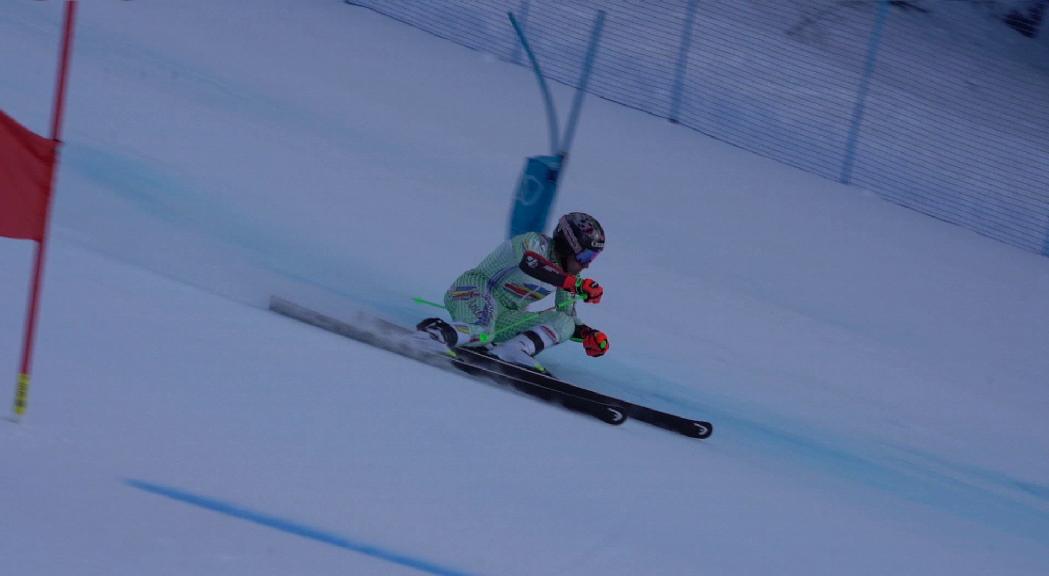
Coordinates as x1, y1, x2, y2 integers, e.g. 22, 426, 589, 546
414, 212, 610, 372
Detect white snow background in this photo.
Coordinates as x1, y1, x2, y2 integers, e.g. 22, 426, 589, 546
1, 2, 1048, 575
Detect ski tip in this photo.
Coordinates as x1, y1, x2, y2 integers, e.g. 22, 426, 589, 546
683, 421, 713, 439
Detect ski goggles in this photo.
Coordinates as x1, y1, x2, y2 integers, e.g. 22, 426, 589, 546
575, 248, 601, 265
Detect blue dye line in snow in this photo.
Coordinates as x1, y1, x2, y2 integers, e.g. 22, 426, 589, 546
124, 479, 481, 576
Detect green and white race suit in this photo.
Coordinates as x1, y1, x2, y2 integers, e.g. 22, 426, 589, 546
442, 232, 582, 347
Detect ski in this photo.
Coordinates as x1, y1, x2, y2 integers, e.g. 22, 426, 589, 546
447, 356, 626, 425
268, 297, 625, 426
268, 297, 711, 438
453, 347, 713, 439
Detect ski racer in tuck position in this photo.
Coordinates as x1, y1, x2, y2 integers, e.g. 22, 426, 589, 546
415, 212, 610, 372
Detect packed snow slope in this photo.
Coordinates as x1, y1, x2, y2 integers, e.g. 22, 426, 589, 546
1, 2, 1047, 575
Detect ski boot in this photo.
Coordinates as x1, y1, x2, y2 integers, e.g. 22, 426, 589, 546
411, 317, 460, 358
488, 329, 554, 373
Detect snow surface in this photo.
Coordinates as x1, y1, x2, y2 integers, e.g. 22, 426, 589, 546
1, 2, 1048, 575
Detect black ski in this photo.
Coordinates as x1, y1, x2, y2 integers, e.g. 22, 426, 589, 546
448, 355, 626, 425
268, 297, 625, 427
453, 347, 713, 439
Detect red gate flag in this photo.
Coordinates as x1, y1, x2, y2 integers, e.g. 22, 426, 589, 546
0, 109, 57, 241
9, 0, 76, 420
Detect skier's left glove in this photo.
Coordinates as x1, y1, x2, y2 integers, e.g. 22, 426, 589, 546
578, 326, 610, 357
562, 276, 603, 304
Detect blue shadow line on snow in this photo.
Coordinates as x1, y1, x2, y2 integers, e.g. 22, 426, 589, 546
62, 143, 402, 313
702, 409, 1049, 543
124, 479, 482, 576
572, 357, 1049, 544
63, 143, 264, 247
63, 144, 180, 220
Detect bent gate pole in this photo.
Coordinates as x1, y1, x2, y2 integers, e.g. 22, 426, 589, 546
14, 0, 77, 419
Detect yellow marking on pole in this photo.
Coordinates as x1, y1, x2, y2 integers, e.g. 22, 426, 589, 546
14, 373, 30, 416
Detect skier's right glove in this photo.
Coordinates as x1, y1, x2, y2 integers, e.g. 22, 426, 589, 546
579, 326, 610, 357
562, 276, 603, 304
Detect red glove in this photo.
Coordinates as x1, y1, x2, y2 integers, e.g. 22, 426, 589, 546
562, 276, 604, 304
580, 326, 610, 357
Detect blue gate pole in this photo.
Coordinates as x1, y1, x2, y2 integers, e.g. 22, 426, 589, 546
510, 11, 560, 155
840, 0, 890, 185
509, 0, 531, 66
669, 0, 700, 124
560, 10, 605, 156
